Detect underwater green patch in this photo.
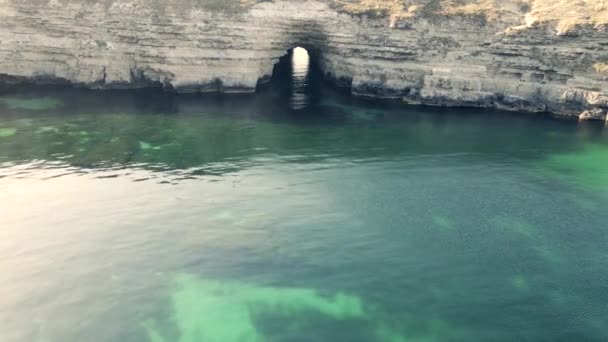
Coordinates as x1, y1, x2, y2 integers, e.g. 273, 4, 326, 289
0, 128, 17, 138
491, 217, 537, 239
35, 126, 60, 134
0, 96, 64, 111
142, 274, 410, 342
139, 141, 161, 151
432, 216, 457, 232
139, 141, 153, 150
510, 275, 529, 291
538, 143, 608, 194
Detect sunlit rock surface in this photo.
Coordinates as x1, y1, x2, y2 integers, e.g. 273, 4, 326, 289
0, 0, 607, 118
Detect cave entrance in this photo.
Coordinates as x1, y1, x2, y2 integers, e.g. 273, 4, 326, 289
270, 46, 322, 110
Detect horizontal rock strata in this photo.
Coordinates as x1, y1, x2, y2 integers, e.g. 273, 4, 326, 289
0, 0, 607, 120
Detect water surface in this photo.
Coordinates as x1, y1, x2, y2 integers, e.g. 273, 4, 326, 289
1, 71, 608, 341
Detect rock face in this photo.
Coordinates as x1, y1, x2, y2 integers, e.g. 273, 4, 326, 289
0, 0, 607, 119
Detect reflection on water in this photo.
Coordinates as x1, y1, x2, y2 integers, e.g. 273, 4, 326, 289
0, 86, 608, 342
290, 47, 310, 110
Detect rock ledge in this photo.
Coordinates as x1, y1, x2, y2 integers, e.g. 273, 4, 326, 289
0, 0, 607, 119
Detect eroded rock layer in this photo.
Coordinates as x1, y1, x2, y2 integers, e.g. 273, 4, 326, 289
0, 0, 607, 119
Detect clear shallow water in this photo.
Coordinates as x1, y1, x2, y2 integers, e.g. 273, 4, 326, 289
1, 71, 608, 342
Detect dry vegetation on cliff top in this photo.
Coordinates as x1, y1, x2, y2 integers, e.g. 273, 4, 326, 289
236, 0, 608, 32
142, 0, 608, 32
595, 63, 608, 74
525, 0, 608, 33
335, 0, 608, 29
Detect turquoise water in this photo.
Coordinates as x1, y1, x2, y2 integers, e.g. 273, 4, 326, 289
1, 72, 608, 341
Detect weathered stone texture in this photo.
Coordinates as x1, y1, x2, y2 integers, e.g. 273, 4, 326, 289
0, 0, 607, 119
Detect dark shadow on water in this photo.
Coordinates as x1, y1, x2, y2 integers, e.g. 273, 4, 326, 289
0, 66, 606, 175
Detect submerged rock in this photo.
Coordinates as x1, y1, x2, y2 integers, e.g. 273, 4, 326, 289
141, 273, 427, 342
0, 127, 17, 138
139, 141, 161, 151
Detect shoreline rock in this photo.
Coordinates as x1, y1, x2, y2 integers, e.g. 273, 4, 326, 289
0, 0, 606, 120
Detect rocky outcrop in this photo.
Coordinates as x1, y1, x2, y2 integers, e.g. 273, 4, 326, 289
0, 0, 607, 119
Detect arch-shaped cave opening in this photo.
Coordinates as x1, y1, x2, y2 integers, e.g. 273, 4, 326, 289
268, 46, 324, 110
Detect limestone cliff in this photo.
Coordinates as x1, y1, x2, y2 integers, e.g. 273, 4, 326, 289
0, 0, 607, 120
